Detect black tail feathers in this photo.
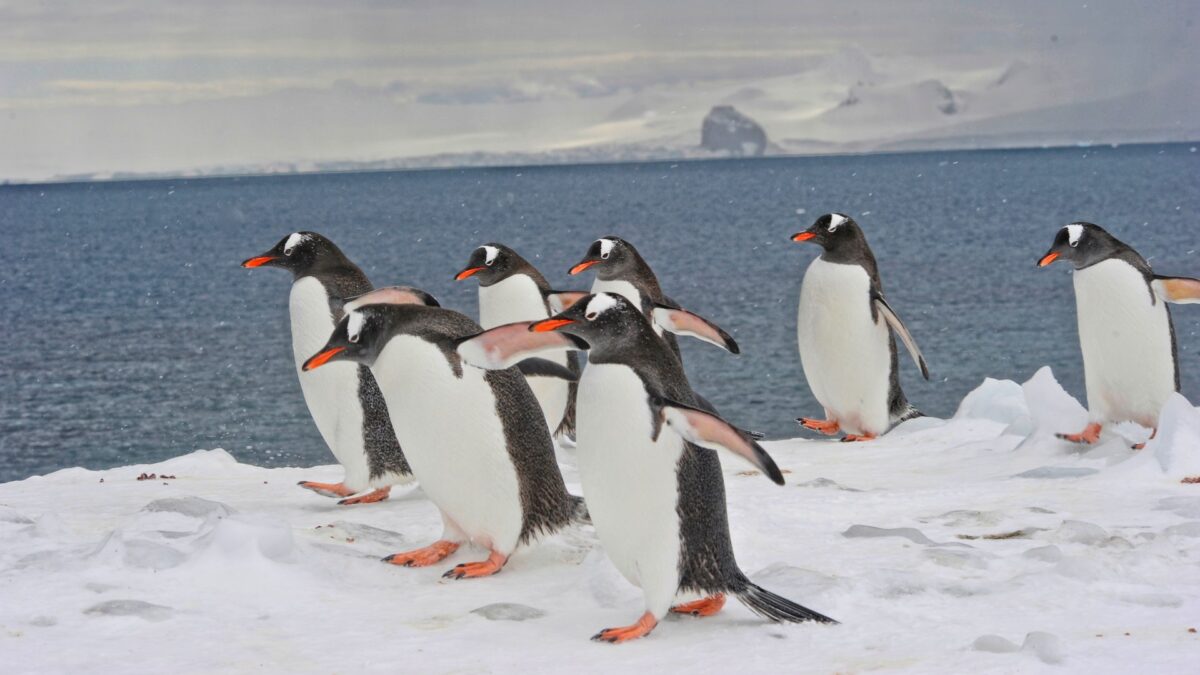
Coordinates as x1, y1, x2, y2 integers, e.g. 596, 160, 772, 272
737, 583, 838, 625
568, 494, 590, 525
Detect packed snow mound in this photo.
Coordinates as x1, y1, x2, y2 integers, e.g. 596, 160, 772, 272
2, 370, 1199, 673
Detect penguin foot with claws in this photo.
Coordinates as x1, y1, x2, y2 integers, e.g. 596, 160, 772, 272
382, 540, 460, 567
670, 594, 726, 617
592, 612, 658, 644
337, 487, 391, 505
298, 481, 355, 498
1132, 428, 1157, 451
442, 551, 507, 580
797, 417, 840, 436
1057, 422, 1102, 445
840, 433, 876, 442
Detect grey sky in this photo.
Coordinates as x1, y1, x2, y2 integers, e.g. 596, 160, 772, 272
2, 1, 1197, 180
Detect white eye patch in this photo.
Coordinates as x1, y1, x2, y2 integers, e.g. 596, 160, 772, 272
284, 232, 308, 254
584, 292, 619, 318
347, 311, 366, 343
827, 213, 848, 232
598, 238, 616, 259
1065, 224, 1084, 247
482, 245, 500, 265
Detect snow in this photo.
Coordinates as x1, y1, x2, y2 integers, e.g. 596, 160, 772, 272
3, 370, 1200, 673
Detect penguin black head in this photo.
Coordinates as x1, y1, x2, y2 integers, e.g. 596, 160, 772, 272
569, 237, 640, 281
1037, 222, 1125, 270
302, 304, 396, 371
791, 213, 865, 250
454, 243, 524, 286
530, 292, 650, 352
242, 232, 351, 278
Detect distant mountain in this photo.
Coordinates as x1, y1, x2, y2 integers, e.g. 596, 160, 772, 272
700, 106, 768, 156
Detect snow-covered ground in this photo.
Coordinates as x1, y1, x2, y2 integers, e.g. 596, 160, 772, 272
3, 367, 1199, 673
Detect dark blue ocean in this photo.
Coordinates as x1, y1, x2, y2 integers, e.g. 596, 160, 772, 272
2, 144, 1198, 482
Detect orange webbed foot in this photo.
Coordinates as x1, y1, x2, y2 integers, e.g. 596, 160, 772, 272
798, 417, 840, 436
298, 481, 354, 498
671, 594, 726, 617
592, 612, 658, 644
338, 486, 391, 505
1057, 422, 1102, 445
442, 551, 507, 580
840, 433, 877, 443
382, 540, 460, 567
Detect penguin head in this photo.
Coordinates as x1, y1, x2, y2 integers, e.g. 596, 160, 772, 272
302, 305, 394, 371
1037, 222, 1119, 269
569, 237, 636, 280
242, 232, 346, 277
454, 243, 520, 286
530, 292, 647, 349
791, 213, 862, 251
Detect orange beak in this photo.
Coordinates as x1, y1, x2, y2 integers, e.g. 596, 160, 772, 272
242, 256, 276, 268
531, 318, 575, 332
1038, 252, 1059, 267
569, 260, 599, 275
303, 346, 345, 371
455, 267, 484, 281
792, 232, 816, 242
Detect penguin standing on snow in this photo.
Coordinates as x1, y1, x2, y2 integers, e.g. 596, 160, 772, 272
455, 243, 581, 437
791, 214, 929, 442
1038, 222, 1200, 446
242, 232, 419, 504
458, 292, 836, 643
568, 236, 730, 358
302, 289, 585, 579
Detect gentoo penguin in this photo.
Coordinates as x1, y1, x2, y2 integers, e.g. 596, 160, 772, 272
302, 289, 585, 578
568, 236, 713, 357
1038, 222, 1200, 446
242, 232, 420, 504
791, 214, 929, 442
455, 243, 581, 437
458, 292, 836, 642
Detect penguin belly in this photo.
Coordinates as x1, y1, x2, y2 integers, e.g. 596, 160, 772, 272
576, 363, 683, 616
371, 337, 524, 553
1073, 259, 1176, 427
289, 277, 372, 490
797, 258, 891, 435
479, 275, 571, 433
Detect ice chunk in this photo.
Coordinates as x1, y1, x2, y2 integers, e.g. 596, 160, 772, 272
84, 600, 173, 622
1154, 496, 1200, 518
1021, 367, 1088, 438
1022, 545, 1063, 562
972, 634, 1020, 653
1021, 631, 1064, 664
1015, 466, 1099, 479
1163, 521, 1200, 538
470, 603, 546, 621
142, 497, 232, 521
1140, 394, 1200, 479
954, 378, 1032, 434
843, 525, 934, 545
1052, 520, 1109, 545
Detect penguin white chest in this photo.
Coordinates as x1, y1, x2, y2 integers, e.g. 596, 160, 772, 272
478, 275, 571, 433
478, 275, 550, 328
575, 364, 682, 600
370, 337, 524, 551
288, 277, 369, 485
1073, 260, 1176, 426
797, 257, 891, 435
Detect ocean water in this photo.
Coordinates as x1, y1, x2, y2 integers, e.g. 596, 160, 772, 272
1, 143, 1198, 482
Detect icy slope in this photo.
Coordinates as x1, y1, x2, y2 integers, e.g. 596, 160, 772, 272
2, 369, 1199, 673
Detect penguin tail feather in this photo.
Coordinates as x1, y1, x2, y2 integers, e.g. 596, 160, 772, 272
568, 495, 590, 525
736, 583, 838, 625
893, 404, 924, 424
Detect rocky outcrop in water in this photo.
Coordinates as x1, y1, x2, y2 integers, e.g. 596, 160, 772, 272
700, 105, 768, 156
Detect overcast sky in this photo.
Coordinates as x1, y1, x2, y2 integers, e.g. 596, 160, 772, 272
1, 1, 1197, 180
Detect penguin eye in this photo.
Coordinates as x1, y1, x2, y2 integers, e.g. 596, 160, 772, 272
485, 258, 494, 266
1069, 239, 1079, 248
827, 224, 838, 233
600, 250, 610, 260
586, 312, 598, 321
348, 333, 360, 344
284, 246, 295, 256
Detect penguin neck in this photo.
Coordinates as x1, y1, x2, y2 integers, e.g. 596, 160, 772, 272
820, 235, 878, 280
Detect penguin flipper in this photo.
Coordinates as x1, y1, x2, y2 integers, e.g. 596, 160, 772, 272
345, 286, 440, 312
1152, 275, 1200, 305
649, 303, 740, 354
515, 358, 578, 382
545, 290, 588, 313
649, 396, 783, 485
872, 293, 929, 380
456, 321, 587, 370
